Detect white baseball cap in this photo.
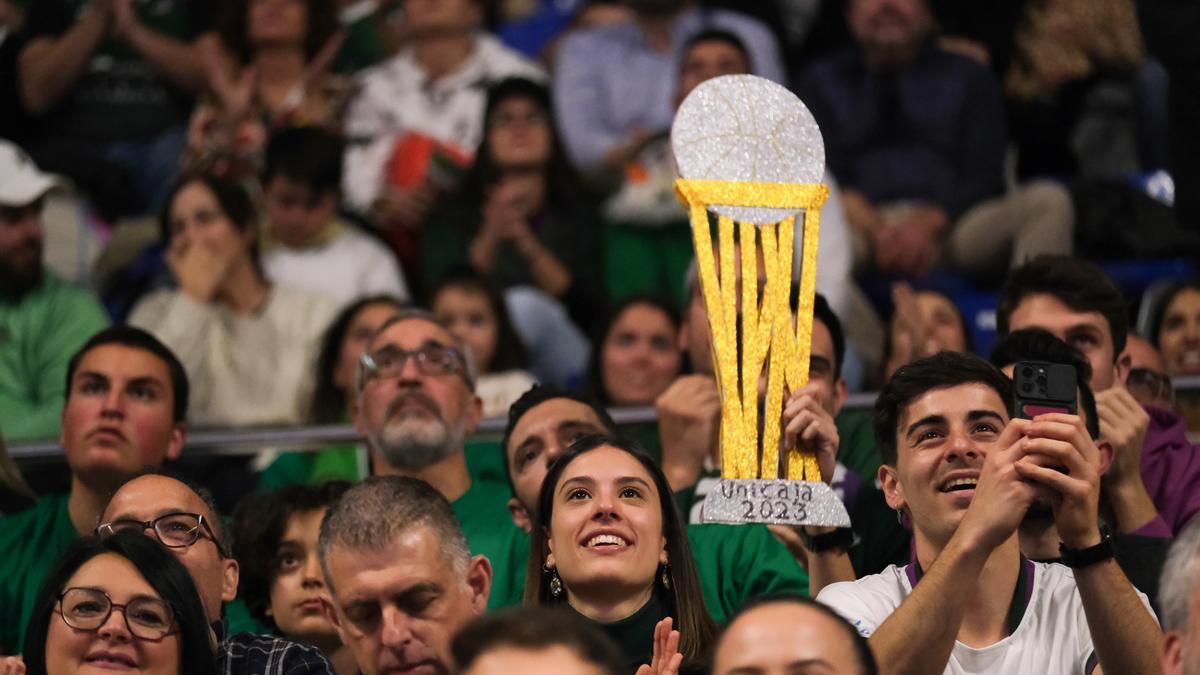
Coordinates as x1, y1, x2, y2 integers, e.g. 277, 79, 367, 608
0, 140, 63, 206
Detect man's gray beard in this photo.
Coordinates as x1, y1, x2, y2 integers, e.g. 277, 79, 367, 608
373, 416, 464, 471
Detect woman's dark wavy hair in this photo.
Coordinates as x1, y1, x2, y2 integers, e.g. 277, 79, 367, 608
23, 532, 216, 675
231, 481, 353, 629
455, 77, 587, 210
429, 267, 527, 374
525, 434, 716, 668
160, 173, 262, 268
584, 295, 682, 405
217, 0, 340, 65
309, 294, 406, 423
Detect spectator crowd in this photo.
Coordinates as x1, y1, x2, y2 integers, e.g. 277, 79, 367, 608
3, 0, 1200, 674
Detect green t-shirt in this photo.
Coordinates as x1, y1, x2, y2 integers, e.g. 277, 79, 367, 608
0, 495, 80, 654
451, 477, 529, 611
0, 269, 109, 441
686, 523, 809, 623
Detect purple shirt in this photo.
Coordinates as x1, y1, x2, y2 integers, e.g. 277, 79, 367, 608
1141, 405, 1200, 535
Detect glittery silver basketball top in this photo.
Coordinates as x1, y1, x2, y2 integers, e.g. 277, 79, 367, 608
671, 74, 826, 225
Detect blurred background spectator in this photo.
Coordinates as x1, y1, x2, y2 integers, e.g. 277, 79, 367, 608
421, 78, 601, 336
188, 0, 348, 183
0, 141, 109, 442
430, 269, 535, 418
553, 0, 784, 182
19, 0, 215, 220
586, 295, 682, 408
797, 0, 1073, 282
1151, 281, 1200, 431
261, 126, 410, 305
129, 174, 337, 427
342, 0, 544, 288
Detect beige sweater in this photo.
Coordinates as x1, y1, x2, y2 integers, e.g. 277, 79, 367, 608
129, 286, 339, 428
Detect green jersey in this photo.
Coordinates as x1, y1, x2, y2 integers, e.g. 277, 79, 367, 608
0, 495, 80, 654
451, 477, 529, 610
686, 523, 809, 623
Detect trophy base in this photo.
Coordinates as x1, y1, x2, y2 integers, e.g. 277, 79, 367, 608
700, 479, 851, 527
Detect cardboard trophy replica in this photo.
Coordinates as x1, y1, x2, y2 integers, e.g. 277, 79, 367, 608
672, 74, 851, 527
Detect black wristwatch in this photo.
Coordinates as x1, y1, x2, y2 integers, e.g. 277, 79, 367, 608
1058, 528, 1115, 568
801, 527, 855, 553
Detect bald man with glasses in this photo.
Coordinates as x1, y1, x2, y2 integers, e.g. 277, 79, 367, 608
98, 471, 334, 675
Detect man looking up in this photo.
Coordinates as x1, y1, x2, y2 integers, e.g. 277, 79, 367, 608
98, 471, 334, 675
998, 254, 1200, 536
318, 476, 491, 675
0, 140, 108, 440
0, 326, 186, 654
818, 351, 1161, 674
500, 385, 811, 623
352, 308, 526, 607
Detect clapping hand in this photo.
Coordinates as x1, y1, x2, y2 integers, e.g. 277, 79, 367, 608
635, 617, 682, 675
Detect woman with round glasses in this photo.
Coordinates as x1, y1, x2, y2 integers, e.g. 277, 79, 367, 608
527, 434, 715, 674
22, 531, 215, 675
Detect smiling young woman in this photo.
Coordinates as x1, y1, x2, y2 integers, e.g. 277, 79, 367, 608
526, 435, 715, 674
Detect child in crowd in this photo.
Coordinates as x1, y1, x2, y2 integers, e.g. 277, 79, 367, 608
261, 127, 409, 306
430, 269, 535, 417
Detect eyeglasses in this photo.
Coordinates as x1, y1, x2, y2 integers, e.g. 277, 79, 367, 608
1126, 367, 1174, 406
359, 344, 467, 383
58, 587, 176, 641
490, 110, 548, 129
96, 513, 227, 557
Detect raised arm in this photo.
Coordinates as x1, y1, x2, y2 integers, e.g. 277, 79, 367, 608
18, 2, 109, 114
868, 423, 1035, 675
1014, 412, 1163, 675
110, 0, 213, 96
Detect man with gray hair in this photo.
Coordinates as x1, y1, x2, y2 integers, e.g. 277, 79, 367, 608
318, 476, 491, 675
352, 308, 527, 608
1162, 518, 1200, 674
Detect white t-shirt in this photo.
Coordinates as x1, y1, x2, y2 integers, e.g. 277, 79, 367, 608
817, 560, 1155, 675
342, 33, 545, 212
262, 223, 410, 306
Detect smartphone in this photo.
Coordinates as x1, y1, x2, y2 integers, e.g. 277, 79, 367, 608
1013, 361, 1077, 419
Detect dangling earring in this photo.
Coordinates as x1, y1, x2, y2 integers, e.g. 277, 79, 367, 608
544, 563, 563, 598
895, 509, 903, 525
659, 563, 672, 591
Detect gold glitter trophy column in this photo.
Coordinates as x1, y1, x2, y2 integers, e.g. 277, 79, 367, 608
672, 75, 850, 527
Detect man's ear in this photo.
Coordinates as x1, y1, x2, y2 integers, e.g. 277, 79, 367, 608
221, 558, 240, 603
1115, 350, 1133, 387
466, 555, 492, 615
351, 392, 367, 433
1162, 632, 1184, 675
879, 464, 907, 513
322, 597, 349, 645
508, 497, 532, 533
833, 377, 848, 416
464, 393, 484, 435
1095, 439, 1114, 477
166, 423, 187, 462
